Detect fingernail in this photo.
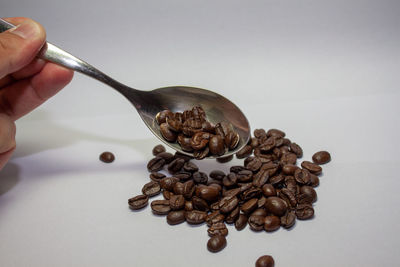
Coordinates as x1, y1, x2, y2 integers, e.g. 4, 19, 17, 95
9, 20, 40, 39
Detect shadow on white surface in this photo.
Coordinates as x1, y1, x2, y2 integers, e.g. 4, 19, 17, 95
0, 163, 20, 196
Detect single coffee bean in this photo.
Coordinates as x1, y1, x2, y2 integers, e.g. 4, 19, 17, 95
262, 184, 276, 197
242, 187, 262, 201
250, 137, 259, 148
222, 173, 238, 188
241, 198, 258, 215
299, 186, 317, 203
219, 195, 239, 214
279, 188, 297, 208
128, 195, 148, 210
248, 215, 265, 231
264, 215, 281, 232
151, 200, 171, 215
216, 155, 233, 163
234, 214, 248, 230
174, 152, 193, 162
190, 131, 211, 150
259, 137, 276, 152
173, 182, 185, 195
192, 196, 210, 211
267, 128, 285, 138
169, 194, 185, 210
236, 145, 253, 159
184, 200, 193, 211
223, 188, 241, 198
166, 210, 186, 225
280, 152, 297, 165
183, 161, 199, 172
209, 170, 226, 181
280, 211, 296, 229
177, 134, 194, 152
160, 122, 177, 142
152, 144, 166, 156
253, 172, 269, 188
182, 180, 195, 199
208, 182, 222, 192
162, 190, 174, 200
209, 135, 225, 156
206, 211, 225, 227
269, 174, 285, 185
166, 116, 182, 132
294, 168, 311, 185
301, 161, 322, 175
258, 196, 267, 208
265, 197, 288, 217
99, 151, 115, 163
244, 156, 262, 172
182, 117, 203, 136
207, 235, 227, 253
141, 181, 161, 197
239, 183, 253, 193
185, 210, 207, 224
225, 206, 240, 224
193, 171, 208, 184
224, 130, 240, 150
230, 165, 247, 173
167, 158, 185, 174
312, 150, 331, 164
309, 173, 320, 187
282, 164, 299, 175
173, 171, 192, 182
202, 121, 215, 133
160, 177, 179, 191
147, 157, 165, 172
193, 147, 209, 160
208, 222, 228, 237
289, 142, 303, 157
195, 186, 220, 202
254, 129, 267, 138
255, 255, 275, 267
236, 170, 253, 183
272, 147, 282, 158
296, 203, 314, 220
251, 208, 267, 217
157, 152, 174, 163
210, 201, 220, 211
155, 109, 173, 125
149, 172, 166, 182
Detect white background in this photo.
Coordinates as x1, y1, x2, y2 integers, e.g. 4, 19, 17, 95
1, 1, 400, 266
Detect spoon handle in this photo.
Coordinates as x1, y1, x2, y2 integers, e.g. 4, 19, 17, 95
0, 18, 138, 98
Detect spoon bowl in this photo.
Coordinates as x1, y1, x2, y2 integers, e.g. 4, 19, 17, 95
0, 19, 251, 158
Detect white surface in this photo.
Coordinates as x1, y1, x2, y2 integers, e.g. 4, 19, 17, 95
1, 0, 400, 266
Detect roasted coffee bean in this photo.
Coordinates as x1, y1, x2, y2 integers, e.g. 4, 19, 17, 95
182, 180, 195, 199
167, 210, 186, 225
191, 106, 206, 120
147, 157, 165, 172
294, 168, 311, 185
174, 152, 193, 162
309, 173, 320, 187
157, 152, 174, 163
237, 170, 253, 183
242, 187, 262, 200
151, 200, 171, 215
149, 172, 166, 182
272, 147, 282, 158
185, 210, 207, 224
236, 145, 253, 159
235, 214, 248, 230
190, 131, 211, 150
184, 200, 193, 211
253, 172, 269, 188
192, 196, 210, 211
160, 177, 179, 191
289, 142, 303, 157
208, 222, 228, 237
141, 181, 161, 197
209, 135, 225, 156
248, 215, 265, 231
281, 211, 296, 229
208, 182, 222, 192
262, 184, 277, 197
219, 195, 239, 214
156, 110, 173, 125
206, 211, 225, 227
160, 122, 177, 142
241, 198, 258, 215
282, 164, 299, 175
222, 173, 238, 188
183, 161, 199, 172
210, 201, 220, 211
280, 145, 291, 155
264, 215, 281, 232
182, 117, 203, 136
173, 171, 192, 181
259, 137, 276, 152
312, 151, 331, 164
269, 174, 285, 185
195, 185, 220, 202
168, 158, 185, 174
128, 195, 148, 210
225, 206, 240, 224
260, 162, 279, 177
202, 121, 215, 133
250, 137, 259, 148
254, 129, 267, 138
224, 130, 240, 150
216, 155, 233, 163
301, 161, 322, 175
99, 151, 115, 163
230, 165, 247, 173
192, 171, 208, 184
251, 208, 267, 217
239, 183, 253, 193
280, 152, 297, 165
152, 144, 166, 156
177, 134, 194, 152
296, 204, 314, 220
258, 196, 267, 208
265, 197, 287, 217
279, 188, 297, 207
193, 147, 209, 160
255, 255, 275, 267
214, 122, 226, 137
163, 190, 174, 200
166, 116, 182, 132
299, 186, 317, 203
209, 170, 226, 181
267, 128, 285, 138
169, 195, 185, 210
173, 182, 185, 195
223, 188, 241, 198
207, 235, 227, 253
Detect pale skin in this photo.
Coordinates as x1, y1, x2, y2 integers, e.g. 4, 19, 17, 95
0, 17, 74, 170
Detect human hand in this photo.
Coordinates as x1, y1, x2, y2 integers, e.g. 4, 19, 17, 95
0, 17, 73, 170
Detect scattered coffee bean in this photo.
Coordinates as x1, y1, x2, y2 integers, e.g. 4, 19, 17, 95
207, 235, 227, 253
216, 155, 233, 163
151, 200, 171, 215
152, 144, 166, 156
207, 222, 228, 237
147, 157, 165, 172
235, 214, 248, 230
128, 195, 148, 210
167, 210, 186, 225
312, 151, 331, 164
149, 172, 166, 182
301, 161, 322, 175
141, 181, 161, 197
255, 255, 275, 267
99, 151, 115, 163
236, 145, 253, 159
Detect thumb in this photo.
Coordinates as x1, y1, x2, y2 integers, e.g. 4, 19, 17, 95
0, 17, 46, 79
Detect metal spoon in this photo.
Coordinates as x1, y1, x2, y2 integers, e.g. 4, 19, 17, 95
0, 19, 250, 158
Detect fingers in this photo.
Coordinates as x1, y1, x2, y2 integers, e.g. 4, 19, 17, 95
0, 113, 16, 170
0, 17, 46, 79
0, 62, 73, 120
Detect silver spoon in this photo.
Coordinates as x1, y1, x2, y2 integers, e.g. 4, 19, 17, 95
0, 19, 250, 158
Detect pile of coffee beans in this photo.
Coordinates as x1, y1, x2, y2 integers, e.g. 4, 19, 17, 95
155, 106, 240, 159
128, 127, 331, 262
